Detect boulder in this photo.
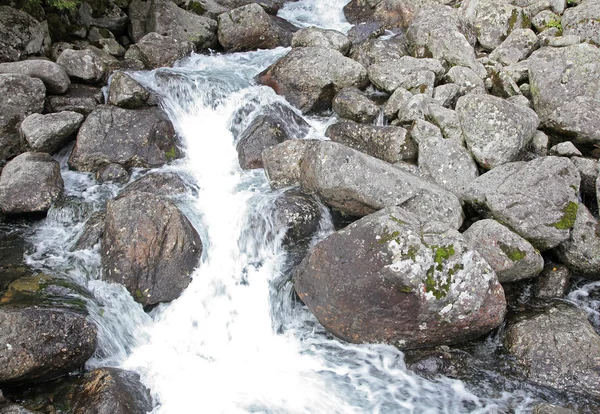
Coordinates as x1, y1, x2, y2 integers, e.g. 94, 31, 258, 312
383, 87, 412, 120
74, 0, 128, 35
0, 60, 69, 95
463, 219, 543, 283
56, 48, 116, 84
69, 105, 179, 173
218, 3, 292, 52
396, 93, 433, 125
20, 112, 84, 154
426, 104, 464, 144
332, 87, 379, 123
562, 1, 600, 46
368, 56, 444, 94
532, 404, 577, 414
444, 66, 486, 97
432, 84, 461, 108
262, 139, 317, 189
95, 163, 130, 184
292, 27, 350, 55
505, 303, 600, 399
272, 189, 322, 248
102, 191, 202, 306
548, 142, 582, 158
0, 6, 51, 63
534, 263, 570, 299
108, 72, 152, 109
0, 74, 45, 160
456, 94, 539, 169
120, 172, 188, 198
465, 156, 580, 250
72, 211, 105, 251
299, 140, 464, 232
257, 47, 368, 113
294, 206, 506, 349
488, 28, 538, 66
47, 84, 104, 115
571, 157, 598, 197
124, 33, 194, 69
0, 152, 63, 215
343, 0, 441, 29
0, 404, 36, 414
348, 35, 408, 68
325, 122, 417, 164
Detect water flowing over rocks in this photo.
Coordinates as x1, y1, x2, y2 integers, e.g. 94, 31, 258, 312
272, 189, 322, 248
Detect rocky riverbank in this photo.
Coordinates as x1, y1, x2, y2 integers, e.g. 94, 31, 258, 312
1, 0, 600, 412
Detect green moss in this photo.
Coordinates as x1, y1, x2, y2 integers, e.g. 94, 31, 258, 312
187, 0, 207, 15
397, 285, 413, 293
389, 215, 406, 225
425, 266, 452, 300
379, 230, 400, 244
433, 245, 455, 271
424, 244, 456, 299
135, 289, 143, 299
549, 201, 579, 230
165, 147, 178, 161
498, 241, 526, 262
546, 18, 563, 32
402, 245, 419, 262
27, 0, 81, 10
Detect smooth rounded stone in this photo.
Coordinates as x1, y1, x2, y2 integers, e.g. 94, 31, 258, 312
299, 140, 464, 232
532, 403, 577, 414
70, 368, 153, 414
0, 74, 45, 160
0, 275, 97, 385
218, 3, 291, 52
257, 47, 368, 114
262, 139, 318, 189
47, 84, 104, 116
548, 142, 582, 157
0, 152, 63, 215
562, 1, 600, 45
463, 219, 543, 283
535, 263, 570, 299
69, 105, 179, 173
325, 122, 417, 164
432, 84, 461, 109
456, 94, 539, 169
383, 87, 412, 120
20, 112, 84, 154
0, 60, 69, 95
72, 211, 105, 251
294, 206, 506, 349
272, 189, 322, 248
368, 56, 444, 94
291, 27, 350, 54
444, 66, 486, 97
125, 33, 195, 69
489, 28, 538, 66
426, 104, 465, 145
505, 302, 600, 399
74, 0, 128, 35
0, 404, 36, 414
348, 35, 408, 68
554, 203, 600, 279
343, 0, 442, 29
571, 157, 598, 197
346, 21, 387, 45
102, 191, 202, 306
108, 72, 151, 109
464, 156, 580, 250
56, 48, 115, 84
332, 87, 379, 123
120, 172, 188, 198
418, 134, 479, 201
95, 163, 129, 184
528, 44, 600, 145
0, 6, 51, 63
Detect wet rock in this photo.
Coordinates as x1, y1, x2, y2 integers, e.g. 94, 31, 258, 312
294, 206, 506, 349
548, 142, 582, 157
463, 219, 543, 283
348, 34, 408, 68
571, 157, 598, 197
332, 87, 379, 123
299, 140, 464, 232
257, 47, 368, 113
444, 66, 486, 97
465, 156, 580, 250
0, 6, 51, 63
505, 303, 600, 399
0, 74, 45, 160
0, 61, 69, 95
0, 153, 63, 216
69, 105, 179, 173
47, 84, 104, 116
262, 139, 318, 189
532, 404, 577, 414
273, 189, 322, 248
102, 191, 202, 306
72, 211, 105, 251
20, 112, 84, 154
121, 172, 188, 198
325, 122, 417, 164
456, 94, 539, 169
108, 72, 152, 109
562, 1, 600, 46
534, 263, 570, 299
74, 0, 128, 35
95, 163, 129, 184
56, 48, 116, 84
488, 28, 538, 66
125, 33, 194, 69
292, 27, 350, 55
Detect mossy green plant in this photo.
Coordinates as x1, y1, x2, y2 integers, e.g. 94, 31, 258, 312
165, 147, 178, 161
549, 201, 578, 230
498, 241, 526, 262
424, 244, 456, 299
546, 18, 563, 32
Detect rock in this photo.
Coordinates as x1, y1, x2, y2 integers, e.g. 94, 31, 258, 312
531, 10, 562, 32
368, 56, 443, 94
548, 142, 582, 157
348, 35, 408, 68
464, 156, 580, 250
120, 172, 188, 198
410, 119, 443, 144
396, 94, 433, 125
488, 29, 538, 66
0, 275, 97, 384
541, 34, 582, 47
299, 140, 464, 231
534, 263, 570, 299
383, 87, 412, 120
128, 0, 151, 42
108, 72, 151, 109
532, 404, 577, 414
0, 60, 69, 95
125, 33, 194, 69
444, 66, 486, 97
56, 48, 116, 84
0, 152, 63, 215
456, 94, 539, 169
95, 163, 129, 184
332, 87, 379, 123
346, 21, 386, 45
74, 0, 128, 35
325, 122, 417, 164
262, 139, 317, 189
98, 38, 126, 58
70, 368, 153, 414
489, 66, 522, 99
0, 404, 37, 414
294, 206, 506, 349
525, 129, 548, 159
527, 44, 600, 145
343, 0, 441, 29
69, 105, 179, 173
72, 211, 105, 251
218, 3, 291, 52
0, 6, 51, 63
47, 84, 104, 115
0, 74, 45, 160
102, 191, 202, 306
571, 157, 598, 197
257, 47, 368, 113
463, 219, 543, 283
292, 27, 350, 55
562, 1, 600, 46
272, 189, 322, 248
432, 84, 460, 109
20, 112, 84, 154
426, 104, 464, 144
505, 303, 600, 399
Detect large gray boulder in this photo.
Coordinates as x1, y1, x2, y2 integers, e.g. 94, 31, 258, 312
120, 172, 188, 198
348, 35, 408, 68
257, 47, 368, 113
0, 60, 69, 94
47, 84, 104, 115
0, 152, 63, 215
0, 6, 51, 63
488, 28, 538, 66
332, 87, 379, 123
456, 94, 539, 169
463, 219, 543, 283
56, 48, 116, 84
292, 27, 350, 55
299, 140, 464, 232
69, 105, 178, 173
262, 139, 317, 189
295, 206, 506, 349
0, 404, 37, 414
125, 32, 195, 69
74, 0, 129, 35
102, 191, 202, 306
562, 1, 600, 45
20, 112, 84, 154
368, 56, 444, 94
505, 303, 600, 399
465, 156, 580, 250
218, 3, 292, 52
0, 74, 45, 160
343, 0, 441, 29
